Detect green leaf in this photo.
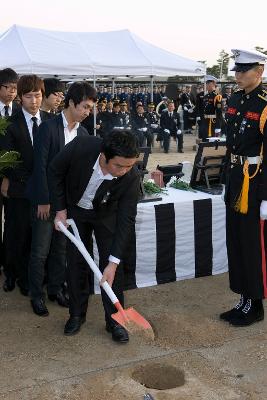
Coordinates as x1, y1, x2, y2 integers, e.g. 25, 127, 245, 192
0, 117, 11, 136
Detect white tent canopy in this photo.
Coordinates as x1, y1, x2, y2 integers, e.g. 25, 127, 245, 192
0, 25, 205, 77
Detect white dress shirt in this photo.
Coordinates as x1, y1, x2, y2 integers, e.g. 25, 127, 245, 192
78, 156, 115, 210
61, 111, 79, 145
0, 100, 12, 117
22, 108, 41, 144
77, 156, 120, 264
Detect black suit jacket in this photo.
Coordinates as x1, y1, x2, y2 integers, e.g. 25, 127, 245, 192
160, 111, 180, 136
27, 113, 89, 205
4, 110, 51, 198
48, 135, 140, 259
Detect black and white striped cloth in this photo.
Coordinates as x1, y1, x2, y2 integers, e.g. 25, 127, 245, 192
93, 188, 228, 293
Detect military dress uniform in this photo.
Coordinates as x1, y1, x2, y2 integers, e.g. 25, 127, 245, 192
224, 84, 267, 299
221, 48, 267, 326
198, 90, 223, 140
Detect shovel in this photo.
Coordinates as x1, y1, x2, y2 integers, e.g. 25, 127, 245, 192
57, 219, 154, 337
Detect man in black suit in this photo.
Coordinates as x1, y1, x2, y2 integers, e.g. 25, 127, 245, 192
49, 131, 140, 342
1, 75, 51, 295
0, 68, 20, 119
0, 68, 20, 280
27, 82, 96, 317
160, 100, 182, 153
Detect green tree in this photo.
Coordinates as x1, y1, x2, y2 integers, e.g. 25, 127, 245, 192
207, 49, 230, 79
254, 46, 267, 55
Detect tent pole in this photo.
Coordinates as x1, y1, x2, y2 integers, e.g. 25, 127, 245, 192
112, 77, 115, 98
93, 75, 97, 136
150, 75, 154, 103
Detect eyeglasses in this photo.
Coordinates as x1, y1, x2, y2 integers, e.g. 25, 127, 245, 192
53, 92, 65, 99
1, 84, 17, 92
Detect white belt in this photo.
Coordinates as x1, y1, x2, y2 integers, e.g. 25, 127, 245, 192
231, 154, 261, 165
204, 114, 216, 119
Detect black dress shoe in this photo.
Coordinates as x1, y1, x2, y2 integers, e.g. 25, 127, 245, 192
3, 277, 16, 292
106, 323, 129, 343
48, 290, 69, 308
64, 316, 86, 336
31, 298, 49, 317
178, 149, 184, 153
229, 299, 264, 327
220, 295, 245, 322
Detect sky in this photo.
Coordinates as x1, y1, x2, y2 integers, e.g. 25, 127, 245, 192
0, 0, 266, 67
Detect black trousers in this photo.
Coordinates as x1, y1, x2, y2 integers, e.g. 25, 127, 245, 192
28, 207, 67, 300
5, 198, 31, 289
183, 111, 192, 131
226, 205, 266, 299
67, 206, 124, 327
199, 118, 217, 141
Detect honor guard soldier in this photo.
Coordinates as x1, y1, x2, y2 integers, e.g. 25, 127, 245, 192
221, 49, 267, 326
196, 75, 223, 141
106, 85, 113, 102
180, 85, 195, 133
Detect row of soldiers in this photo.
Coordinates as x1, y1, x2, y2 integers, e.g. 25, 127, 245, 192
81, 97, 184, 153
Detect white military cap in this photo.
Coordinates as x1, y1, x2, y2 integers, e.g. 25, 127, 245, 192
203, 75, 218, 82
231, 49, 267, 72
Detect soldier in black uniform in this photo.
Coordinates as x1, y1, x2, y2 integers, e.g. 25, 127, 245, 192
180, 85, 195, 133
131, 103, 150, 147
221, 49, 267, 326
119, 101, 131, 128
145, 102, 160, 146
196, 76, 223, 141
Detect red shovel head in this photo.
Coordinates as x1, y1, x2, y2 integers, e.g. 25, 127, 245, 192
112, 302, 154, 339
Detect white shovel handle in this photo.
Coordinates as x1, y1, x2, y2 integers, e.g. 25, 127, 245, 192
57, 219, 119, 305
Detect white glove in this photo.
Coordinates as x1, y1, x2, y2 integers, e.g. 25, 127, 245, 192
196, 117, 201, 121
221, 184, 225, 201
260, 200, 267, 220
177, 129, 182, 135
142, 127, 148, 132
164, 129, 170, 134
215, 129, 221, 134
151, 124, 158, 129
183, 106, 188, 111
188, 108, 194, 113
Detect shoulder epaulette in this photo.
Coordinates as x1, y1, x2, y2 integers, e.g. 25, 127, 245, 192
234, 88, 242, 93
258, 90, 267, 102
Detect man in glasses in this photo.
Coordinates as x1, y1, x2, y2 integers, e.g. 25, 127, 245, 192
0, 68, 20, 118
41, 78, 65, 114
0, 68, 20, 291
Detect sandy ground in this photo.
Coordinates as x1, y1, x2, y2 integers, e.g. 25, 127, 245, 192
0, 133, 266, 400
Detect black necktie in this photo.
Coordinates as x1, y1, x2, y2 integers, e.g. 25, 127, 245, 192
169, 113, 172, 118
4, 105, 9, 117
31, 116, 38, 141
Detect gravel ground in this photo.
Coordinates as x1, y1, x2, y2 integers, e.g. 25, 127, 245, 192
0, 133, 266, 400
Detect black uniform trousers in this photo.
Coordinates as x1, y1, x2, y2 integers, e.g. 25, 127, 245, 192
226, 205, 266, 299
183, 110, 192, 131
199, 118, 217, 141
67, 206, 124, 327
5, 198, 31, 290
